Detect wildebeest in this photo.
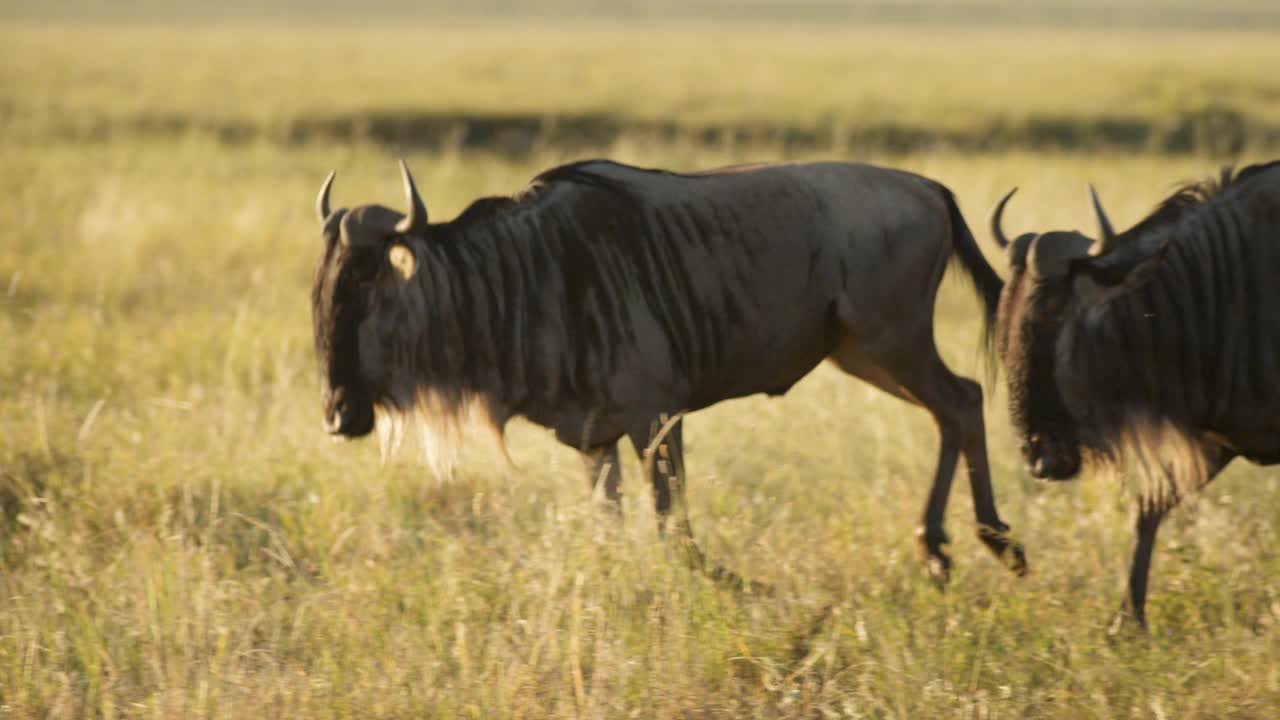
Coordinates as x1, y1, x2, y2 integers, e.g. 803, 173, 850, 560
992, 159, 1280, 628
312, 158, 1027, 583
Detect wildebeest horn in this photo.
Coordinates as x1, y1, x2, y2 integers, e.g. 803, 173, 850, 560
316, 170, 336, 226
1088, 184, 1117, 256
990, 187, 1018, 249
395, 159, 428, 235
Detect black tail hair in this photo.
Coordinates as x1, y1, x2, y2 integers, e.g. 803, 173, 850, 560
938, 185, 1003, 354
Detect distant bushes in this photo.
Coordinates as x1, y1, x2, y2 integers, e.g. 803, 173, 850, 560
12, 105, 1269, 156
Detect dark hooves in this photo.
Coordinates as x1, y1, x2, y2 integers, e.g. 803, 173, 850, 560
1107, 607, 1149, 638
916, 527, 952, 587
977, 523, 1030, 577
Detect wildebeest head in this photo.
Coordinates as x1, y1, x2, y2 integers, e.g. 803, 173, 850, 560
312, 161, 428, 438
991, 187, 1169, 479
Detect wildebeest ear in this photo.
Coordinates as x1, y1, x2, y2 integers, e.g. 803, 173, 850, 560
1076, 234, 1169, 289
388, 243, 416, 281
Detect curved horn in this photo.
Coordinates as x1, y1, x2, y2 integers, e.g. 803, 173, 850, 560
395, 159, 428, 235
1088, 184, 1117, 256
990, 186, 1018, 249
316, 170, 336, 226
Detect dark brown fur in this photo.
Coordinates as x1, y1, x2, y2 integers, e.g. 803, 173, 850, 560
994, 159, 1280, 628
312, 159, 1027, 583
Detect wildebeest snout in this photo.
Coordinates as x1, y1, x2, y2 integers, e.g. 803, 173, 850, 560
323, 386, 375, 437
1023, 434, 1081, 480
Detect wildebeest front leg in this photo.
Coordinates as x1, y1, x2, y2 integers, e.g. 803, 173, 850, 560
1109, 496, 1173, 634
631, 414, 767, 593
1109, 447, 1232, 633
631, 414, 685, 538
582, 443, 623, 511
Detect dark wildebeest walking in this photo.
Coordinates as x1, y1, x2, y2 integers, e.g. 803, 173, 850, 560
992, 160, 1280, 629
312, 158, 1027, 584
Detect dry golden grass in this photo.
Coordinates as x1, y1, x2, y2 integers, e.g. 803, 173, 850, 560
2, 18, 1279, 719
3, 21, 1280, 149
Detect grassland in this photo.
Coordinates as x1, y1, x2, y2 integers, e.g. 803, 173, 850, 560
2, 15, 1280, 719
5, 23, 1280, 156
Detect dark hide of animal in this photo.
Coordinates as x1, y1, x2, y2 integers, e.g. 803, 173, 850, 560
991, 159, 1280, 629
313, 158, 1026, 585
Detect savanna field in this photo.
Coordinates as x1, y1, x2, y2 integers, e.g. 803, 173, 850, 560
2, 3, 1280, 717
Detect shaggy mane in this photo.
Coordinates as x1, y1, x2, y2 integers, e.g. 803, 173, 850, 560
1126, 160, 1280, 237
444, 159, 677, 231
533, 158, 685, 187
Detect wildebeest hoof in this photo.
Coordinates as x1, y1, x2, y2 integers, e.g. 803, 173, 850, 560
977, 523, 1030, 577
1107, 607, 1148, 637
925, 555, 951, 587
916, 526, 952, 586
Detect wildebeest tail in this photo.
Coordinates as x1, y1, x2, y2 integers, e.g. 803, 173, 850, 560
938, 185, 1003, 351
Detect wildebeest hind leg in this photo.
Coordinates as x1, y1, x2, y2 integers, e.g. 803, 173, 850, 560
629, 415, 768, 594
828, 333, 1026, 582
954, 378, 1028, 576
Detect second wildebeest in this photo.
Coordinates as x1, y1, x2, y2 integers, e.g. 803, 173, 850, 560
312, 158, 1027, 584
992, 160, 1280, 629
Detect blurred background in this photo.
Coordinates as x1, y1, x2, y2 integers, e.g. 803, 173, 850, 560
2, 2, 1279, 718
6, 1, 1280, 158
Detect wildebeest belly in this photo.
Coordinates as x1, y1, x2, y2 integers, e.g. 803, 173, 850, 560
529, 322, 834, 448
682, 299, 843, 411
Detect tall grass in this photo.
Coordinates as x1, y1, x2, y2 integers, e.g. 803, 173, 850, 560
2, 19, 1279, 719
